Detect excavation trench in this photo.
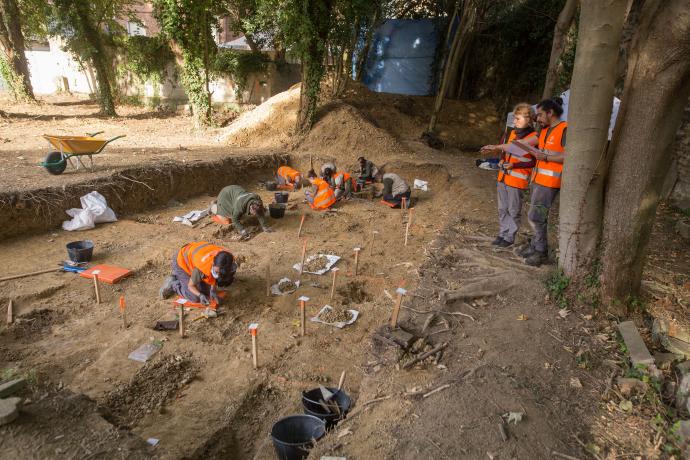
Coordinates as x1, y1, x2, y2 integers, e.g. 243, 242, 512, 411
0, 151, 289, 240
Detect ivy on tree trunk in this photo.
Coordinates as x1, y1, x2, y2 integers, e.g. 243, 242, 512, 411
0, 0, 35, 102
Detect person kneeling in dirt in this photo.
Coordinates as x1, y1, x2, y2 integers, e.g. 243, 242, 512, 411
330, 170, 355, 200
159, 242, 237, 314
356, 156, 379, 189
210, 185, 273, 239
275, 165, 303, 190
305, 170, 337, 210
376, 172, 411, 208
320, 161, 336, 177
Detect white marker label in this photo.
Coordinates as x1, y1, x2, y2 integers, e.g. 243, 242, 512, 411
396, 287, 407, 295
298, 296, 310, 302
92, 269, 101, 275
176, 298, 188, 304
353, 247, 361, 251
331, 267, 339, 272
248, 323, 259, 330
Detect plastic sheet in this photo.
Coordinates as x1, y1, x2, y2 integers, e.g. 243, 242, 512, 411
62, 191, 117, 231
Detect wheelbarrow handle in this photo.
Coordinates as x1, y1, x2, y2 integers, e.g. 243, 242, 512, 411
94, 135, 126, 154
86, 131, 104, 137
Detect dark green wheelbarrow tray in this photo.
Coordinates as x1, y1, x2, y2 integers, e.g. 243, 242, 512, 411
40, 131, 126, 175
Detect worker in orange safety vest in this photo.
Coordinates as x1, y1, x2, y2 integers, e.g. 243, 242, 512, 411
516, 97, 568, 267
305, 169, 336, 210
159, 242, 237, 313
275, 165, 303, 190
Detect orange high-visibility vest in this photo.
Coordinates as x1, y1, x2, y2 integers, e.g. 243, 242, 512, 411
533, 121, 567, 189
333, 171, 354, 189
176, 242, 230, 286
497, 130, 536, 190
310, 177, 336, 210
277, 166, 301, 183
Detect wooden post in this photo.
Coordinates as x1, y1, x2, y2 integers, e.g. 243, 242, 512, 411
330, 268, 339, 301
266, 264, 271, 297
338, 370, 346, 390
369, 230, 378, 257
297, 214, 306, 238
404, 208, 414, 246
298, 296, 309, 337
92, 273, 101, 304
6, 299, 13, 325
390, 287, 407, 328
249, 323, 259, 369
298, 239, 308, 282
119, 296, 127, 329
401, 197, 407, 212
353, 248, 361, 276
179, 305, 185, 338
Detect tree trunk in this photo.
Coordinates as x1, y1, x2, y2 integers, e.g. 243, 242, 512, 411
600, 0, 690, 306
0, 0, 35, 102
615, 0, 645, 91
542, 0, 579, 99
558, 0, 628, 278
354, 8, 379, 82
74, 1, 116, 116
428, 0, 478, 134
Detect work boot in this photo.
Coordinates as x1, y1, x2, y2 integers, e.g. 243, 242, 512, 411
516, 244, 535, 258
525, 251, 547, 267
491, 236, 504, 246
159, 276, 175, 299
496, 239, 513, 248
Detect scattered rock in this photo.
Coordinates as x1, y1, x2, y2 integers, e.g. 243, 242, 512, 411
0, 397, 22, 425
619, 321, 655, 367
0, 378, 26, 398
676, 361, 690, 413
676, 219, 690, 241
617, 377, 649, 397
652, 318, 690, 358
654, 352, 683, 370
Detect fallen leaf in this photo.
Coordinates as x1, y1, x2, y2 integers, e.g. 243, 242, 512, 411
503, 411, 524, 425
619, 399, 633, 412
558, 308, 570, 318
570, 377, 582, 389
517, 314, 528, 321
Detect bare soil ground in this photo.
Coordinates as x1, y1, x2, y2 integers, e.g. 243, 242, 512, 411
0, 84, 688, 460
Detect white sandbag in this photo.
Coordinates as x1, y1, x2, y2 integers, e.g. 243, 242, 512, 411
62, 191, 118, 231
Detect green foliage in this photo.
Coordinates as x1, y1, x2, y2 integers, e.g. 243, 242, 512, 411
546, 268, 570, 308
153, 0, 226, 126
18, 0, 51, 40
0, 56, 31, 101
120, 35, 174, 84
555, 8, 578, 95
214, 50, 267, 95
463, 0, 567, 104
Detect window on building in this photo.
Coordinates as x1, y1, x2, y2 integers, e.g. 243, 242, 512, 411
127, 21, 147, 37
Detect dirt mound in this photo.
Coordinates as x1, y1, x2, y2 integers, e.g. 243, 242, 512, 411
337, 280, 372, 305
100, 352, 200, 427
220, 84, 300, 149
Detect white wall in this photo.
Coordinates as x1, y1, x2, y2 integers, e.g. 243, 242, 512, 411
26, 38, 96, 95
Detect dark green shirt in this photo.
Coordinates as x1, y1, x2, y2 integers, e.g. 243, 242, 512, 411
216, 185, 266, 233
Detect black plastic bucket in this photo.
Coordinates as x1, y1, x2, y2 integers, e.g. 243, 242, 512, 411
275, 192, 289, 203
269, 203, 286, 219
270, 414, 325, 460
301, 387, 352, 429
66, 240, 94, 263
265, 180, 278, 191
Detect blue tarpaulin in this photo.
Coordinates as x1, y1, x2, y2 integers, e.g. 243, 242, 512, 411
359, 19, 440, 96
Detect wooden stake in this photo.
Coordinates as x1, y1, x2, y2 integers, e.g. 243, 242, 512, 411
265, 264, 271, 297
179, 305, 185, 338
353, 248, 361, 276
93, 273, 101, 304
404, 208, 414, 246
401, 196, 407, 212
249, 323, 259, 369
330, 268, 339, 301
6, 299, 13, 325
390, 287, 406, 328
0, 267, 62, 283
297, 214, 306, 238
298, 296, 309, 337
338, 370, 346, 390
119, 296, 126, 329
298, 239, 308, 282
369, 230, 378, 257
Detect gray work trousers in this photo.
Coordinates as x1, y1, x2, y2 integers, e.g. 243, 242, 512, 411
527, 184, 559, 253
171, 258, 211, 302
497, 182, 524, 244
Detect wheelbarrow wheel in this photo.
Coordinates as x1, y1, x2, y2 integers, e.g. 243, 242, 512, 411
44, 151, 67, 175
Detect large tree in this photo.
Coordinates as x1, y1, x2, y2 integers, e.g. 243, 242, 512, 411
0, 0, 35, 101
557, 0, 627, 278
599, 0, 690, 305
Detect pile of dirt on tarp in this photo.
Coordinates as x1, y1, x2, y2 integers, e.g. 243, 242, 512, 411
99, 352, 200, 427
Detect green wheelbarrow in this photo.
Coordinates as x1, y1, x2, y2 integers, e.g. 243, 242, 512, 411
40, 131, 126, 175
